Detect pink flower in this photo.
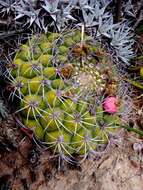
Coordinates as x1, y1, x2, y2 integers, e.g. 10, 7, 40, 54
103, 96, 118, 114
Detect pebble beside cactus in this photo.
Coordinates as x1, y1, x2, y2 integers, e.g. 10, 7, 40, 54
7, 30, 121, 160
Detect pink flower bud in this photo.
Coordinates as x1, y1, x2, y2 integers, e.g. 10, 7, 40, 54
103, 96, 118, 114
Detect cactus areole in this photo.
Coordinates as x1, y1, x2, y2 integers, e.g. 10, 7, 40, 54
7, 30, 121, 160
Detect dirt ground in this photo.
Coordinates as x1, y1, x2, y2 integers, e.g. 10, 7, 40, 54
0, 117, 143, 190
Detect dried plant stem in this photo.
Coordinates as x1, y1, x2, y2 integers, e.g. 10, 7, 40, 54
81, 24, 84, 43
114, 0, 122, 23
80, 24, 84, 68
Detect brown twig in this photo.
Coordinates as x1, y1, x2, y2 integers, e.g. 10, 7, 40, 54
114, 0, 122, 23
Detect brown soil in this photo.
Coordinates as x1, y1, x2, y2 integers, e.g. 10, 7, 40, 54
0, 115, 143, 190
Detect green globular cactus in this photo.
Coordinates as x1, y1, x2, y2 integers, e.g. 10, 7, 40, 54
7, 30, 121, 161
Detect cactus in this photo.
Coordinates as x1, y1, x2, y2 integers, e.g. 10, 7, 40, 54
7, 30, 121, 161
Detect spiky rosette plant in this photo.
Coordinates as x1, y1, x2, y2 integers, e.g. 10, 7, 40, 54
6, 29, 121, 162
